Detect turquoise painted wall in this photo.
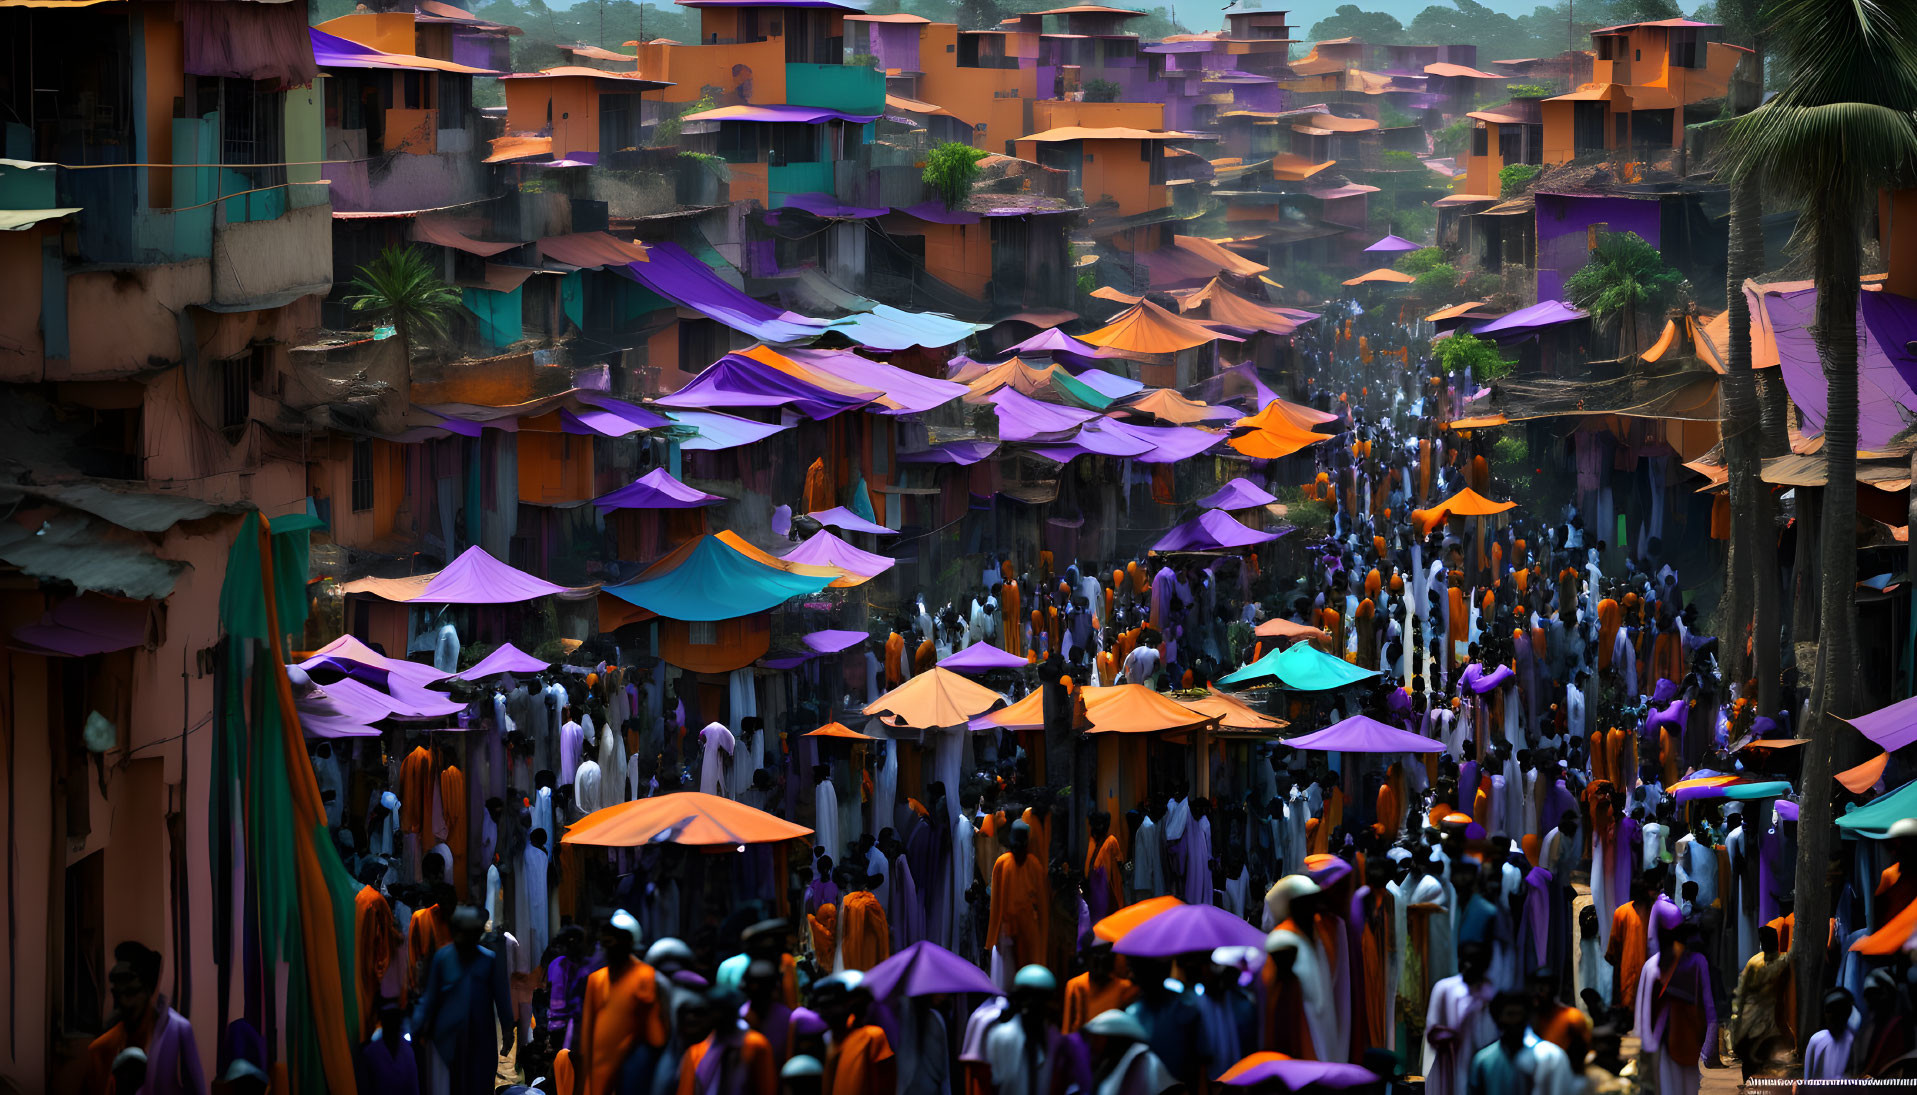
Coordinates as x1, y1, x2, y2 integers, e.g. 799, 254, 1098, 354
784, 63, 886, 116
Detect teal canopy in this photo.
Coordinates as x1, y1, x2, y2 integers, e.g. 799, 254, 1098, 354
1218, 642, 1379, 691
603, 535, 829, 621
1837, 779, 1917, 839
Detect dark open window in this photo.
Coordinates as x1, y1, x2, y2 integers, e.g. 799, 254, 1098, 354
351, 438, 375, 513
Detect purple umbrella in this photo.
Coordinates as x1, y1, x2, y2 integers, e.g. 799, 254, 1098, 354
1218, 1053, 1380, 1088
1363, 233, 1421, 254
861, 941, 1000, 999
802, 629, 869, 654
1112, 904, 1266, 957
939, 643, 1032, 672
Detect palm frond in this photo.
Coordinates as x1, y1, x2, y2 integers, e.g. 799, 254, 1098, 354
344, 246, 464, 345
1759, 0, 1917, 109
1724, 101, 1917, 204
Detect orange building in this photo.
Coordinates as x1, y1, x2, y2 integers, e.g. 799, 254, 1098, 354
1539, 18, 1749, 163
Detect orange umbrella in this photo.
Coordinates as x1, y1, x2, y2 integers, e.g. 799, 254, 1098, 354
988, 684, 1216, 735
1093, 895, 1183, 942
1234, 399, 1341, 431
1341, 267, 1416, 286
1229, 416, 1333, 460
1080, 299, 1240, 354
863, 667, 1004, 729
804, 722, 875, 740
1117, 388, 1230, 425
562, 791, 813, 847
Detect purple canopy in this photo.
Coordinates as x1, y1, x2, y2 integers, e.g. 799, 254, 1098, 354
1284, 714, 1442, 753
452, 641, 552, 681
1768, 285, 1917, 450
593, 467, 725, 511
1219, 1055, 1380, 1089
861, 941, 1001, 999
292, 676, 383, 739
991, 387, 1099, 442
785, 529, 896, 578
1100, 419, 1226, 464
1199, 477, 1279, 510
802, 629, 869, 654
1475, 299, 1587, 343
1153, 508, 1282, 552
899, 440, 1000, 465
560, 393, 672, 437
325, 674, 466, 720
619, 242, 830, 345
1006, 327, 1115, 359
1364, 233, 1421, 253
940, 643, 1032, 671
1844, 694, 1917, 752
1028, 418, 1155, 461
898, 200, 981, 226
655, 353, 878, 419
1112, 903, 1267, 957
808, 506, 897, 536
783, 347, 969, 415
9, 594, 150, 658
418, 546, 575, 604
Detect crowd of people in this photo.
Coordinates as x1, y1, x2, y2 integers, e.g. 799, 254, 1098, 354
86, 298, 1917, 1095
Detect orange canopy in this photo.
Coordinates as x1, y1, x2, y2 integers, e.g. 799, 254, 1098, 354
1178, 277, 1304, 335
804, 722, 875, 740
1254, 617, 1332, 644
1081, 298, 1239, 353
1219, 1053, 1296, 1084
1093, 895, 1183, 942
1342, 268, 1417, 286
562, 791, 813, 847
1117, 388, 1229, 425
954, 357, 1061, 404
863, 667, 1004, 729
1839, 753, 1890, 795
988, 683, 1216, 735
1411, 487, 1516, 532
1229, 416, 1333, 460
741, 344, 904, 412
1236, 398, 1341, 430
1425, 300, 1489, 322
1175, 687, 1287, 733
713, 530, 866, 589
1172, 235, 1268, 278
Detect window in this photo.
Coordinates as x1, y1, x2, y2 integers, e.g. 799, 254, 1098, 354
351, 438, 375, 513
218, 350, 252, 436
194, 76, 286, 189
1101, 38, 1129, 61
1471, 126, 1488, 156
1668, 29, 1699, 68
687, 620, 718, 645
439, 75, 469, 129
63, 852, 106, 1037
401, 71, 423, 110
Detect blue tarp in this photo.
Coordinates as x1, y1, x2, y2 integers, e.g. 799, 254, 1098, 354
1837, 779, 1917, 839
665, 410, 794, 451
602, 534, 830, 621
825, 304, 985, 351
1218, 641, 1379, 691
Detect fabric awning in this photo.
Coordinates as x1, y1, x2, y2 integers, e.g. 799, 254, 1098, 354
444, 641, 551, 681
781, 529, 896, 584
1364, 233, 1421, 253
1842, 694, 1917, 753
410, 216, 522, 257
939, 643, 1031, 671
808, 506, 897, 536
592, 467, 725, 511
666, 410, 793, 451
603, 535, 830, 621
1219, 642, 1379, 690
685, 103, 879, 124
1475, 299, 1587, 342
416, 545, 576, 604
538, 232, 649, 268
1836, 780, 1917, 838
1153, 508, 1282, 551
802, 629, 869, 654
1198, 477, 1279, 510
1081, 298, 1239, 353
991, 386, 1100, 442
1342, 267, 1416, 286
310, 27, 499, 73
562, 792, 813, 847
655, 353, 878, 419
1283, 714, 1442, 753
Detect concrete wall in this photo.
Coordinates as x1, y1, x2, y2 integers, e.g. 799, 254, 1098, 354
212, 201, 334, 307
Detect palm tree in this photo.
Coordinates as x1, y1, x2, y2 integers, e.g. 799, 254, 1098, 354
343, 246, 463, 365
1563, 229, 1685, 357
1722, 0, 1917, 1044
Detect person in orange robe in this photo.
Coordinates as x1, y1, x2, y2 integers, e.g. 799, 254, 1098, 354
407, 885, 454, 1002
987, 821, 1050, 975
914, 638, 935, 674
1597, 598, 1621, 671
884, 631, 905, 687
819, 975, 895, 1095
1021, 802, 1053, 873
809, 903, 837, 970
676, 996, 777, 1095
1377, 763, 1405, 840
355, 880, 395, 1040
1085, 811, 1124, 921
1358, 858, 1395, 1055
803, 458, 832, 513
835, 869, 891, 972
440, 762, 467, 885
1001, 580, 1023, 656
400, 743, 434, 840
577, 912, 667, 1095
1062, 942, 1138, 1033
1446, 586, 1468, 668
1605, 877, 1654, 1011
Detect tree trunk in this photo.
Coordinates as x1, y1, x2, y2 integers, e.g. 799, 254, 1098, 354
1720, 173, 1764, 693
1794, 202, 1862, 1048
1793, 487, 1821, 644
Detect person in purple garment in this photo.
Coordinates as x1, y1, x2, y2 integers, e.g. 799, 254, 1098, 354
85, 941, 207, 1095
358, 997, 422, 1095
545, 925, 593, 1054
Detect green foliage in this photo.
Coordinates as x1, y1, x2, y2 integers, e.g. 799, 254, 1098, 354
1380, 148, 1422, 170
1082, 79, 1122, 103
653, 89, 718, 147
344, 246, 463, 352
1274, 485, 1333, 531
1414, 262, 1459, 296
1505, 82, 1557, 99
1306, 4, 1403, 43
1491, 435, 1529, 466
1499, 162, 1542, 196
1378, 104, 1418, 129
1564, 230, 1685, 350
923, 141, 989, 208
1433, 332, 1515, 381
1131, 6, 1183, 37
679, 150, 723, 165
1435, 116, 1474, 158
1395, 246, 1447, 275
848, 53, 879, 68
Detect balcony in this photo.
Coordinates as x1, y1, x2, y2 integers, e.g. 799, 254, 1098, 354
785, 63, 887, 116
